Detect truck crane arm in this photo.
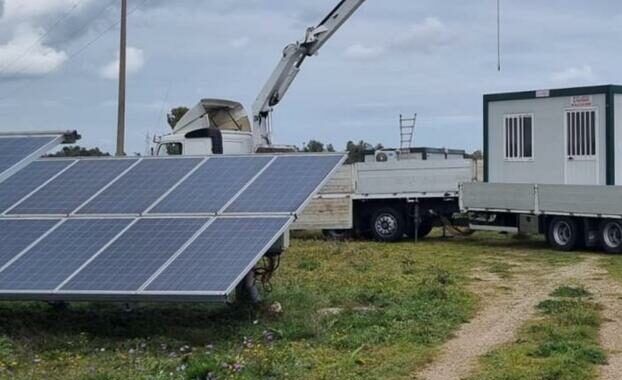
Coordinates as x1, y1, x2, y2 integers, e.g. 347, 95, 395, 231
251, 0, 366, 147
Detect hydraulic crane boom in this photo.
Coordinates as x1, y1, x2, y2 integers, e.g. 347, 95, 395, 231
251, 0, 366, 147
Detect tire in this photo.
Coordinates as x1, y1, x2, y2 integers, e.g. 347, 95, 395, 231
407, 222, 433, 240
600, 220, 622, 254
370, 207, 405, 242
322, 229, 352, 241
547, 217, 580, 251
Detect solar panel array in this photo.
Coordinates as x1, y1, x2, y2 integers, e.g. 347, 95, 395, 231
0, 154, 344, 303
0, 134, 64, 182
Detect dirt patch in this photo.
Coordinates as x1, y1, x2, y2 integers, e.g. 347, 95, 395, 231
579, 257, 622, 380
415, 259, 595, 380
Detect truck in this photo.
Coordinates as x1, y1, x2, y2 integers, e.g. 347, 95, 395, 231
461, 85, 622, 253
293, 146, 479, 242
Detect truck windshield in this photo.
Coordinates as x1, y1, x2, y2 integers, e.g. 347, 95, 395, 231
158, 143, 183, 156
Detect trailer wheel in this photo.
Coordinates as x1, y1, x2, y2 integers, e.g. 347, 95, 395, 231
600, 220, 622, 254
370, 207, 405, 242
547, 217, 580, 251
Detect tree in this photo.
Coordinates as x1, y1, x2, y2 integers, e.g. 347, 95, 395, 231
167, 106, 189, 129
46, 146, 110, 157
302, 140, 337, 153
303, 140, 325, 153
345, 140, 383, 164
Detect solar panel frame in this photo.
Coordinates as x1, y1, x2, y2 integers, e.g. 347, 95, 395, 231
141, 216, 293, 296
0, 160, 74, 214
58, 217, 211, 293
74, 157, 205, 216
6, 158, 139, 216
0, 134, 64, 184
223, 154, 347, 216
0, 153, 346, 303
146, 156, 275, 216
0, 218, 134, 291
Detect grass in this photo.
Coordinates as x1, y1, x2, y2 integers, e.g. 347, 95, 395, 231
0, 232, 584, 380
465, 286, 605, 380
600, 255, 622, 284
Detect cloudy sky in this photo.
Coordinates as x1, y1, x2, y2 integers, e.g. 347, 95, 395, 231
0, 0, 620, 154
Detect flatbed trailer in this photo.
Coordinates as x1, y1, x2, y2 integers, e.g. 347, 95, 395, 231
461, 182, 622, 252
461, 85, 622, 253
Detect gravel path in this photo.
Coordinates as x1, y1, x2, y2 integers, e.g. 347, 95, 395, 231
578, 257, 622, 380
415, 259, 596, 380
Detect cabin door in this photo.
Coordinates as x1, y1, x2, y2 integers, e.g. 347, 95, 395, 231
564, 109, 599, 185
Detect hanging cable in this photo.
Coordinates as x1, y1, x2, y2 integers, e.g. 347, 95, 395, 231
497, 0, 502, 71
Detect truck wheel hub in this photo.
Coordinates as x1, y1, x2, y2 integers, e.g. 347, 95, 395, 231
553, 221, 572, 245
604, 223, 622, 248
376, 215, 397, 236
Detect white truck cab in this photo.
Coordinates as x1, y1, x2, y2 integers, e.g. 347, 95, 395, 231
154, 99, 254, 156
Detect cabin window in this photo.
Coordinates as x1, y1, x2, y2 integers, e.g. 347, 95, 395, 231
158, 143, 183, 156
566, 110, 597, 158
504, 114, 533, 160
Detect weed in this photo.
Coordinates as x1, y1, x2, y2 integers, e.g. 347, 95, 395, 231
551, 286, 592, 298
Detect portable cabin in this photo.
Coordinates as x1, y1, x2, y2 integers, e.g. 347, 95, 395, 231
484, 85, 622, 186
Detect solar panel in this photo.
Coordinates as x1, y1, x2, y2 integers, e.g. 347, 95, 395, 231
61, 218, 209, 292
0, 219, 60, 268
149, 156, 273, 214
8, 159, 137, 215
145, 217, 290, 293
0, 153, 345, 303
77, 158, 203, 215
225, 155, 344, 214
0, 219, 132, 290
0, 136, 60, 180
0, 160, 72, 214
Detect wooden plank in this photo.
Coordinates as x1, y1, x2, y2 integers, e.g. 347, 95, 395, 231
292, 197, 352, 230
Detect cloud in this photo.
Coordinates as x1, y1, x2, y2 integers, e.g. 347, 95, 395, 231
100, 46, 145, 80
2, 0, 93, 21
344, 43, 384, 61
551, 65, 595, 84
230, 36, 250, 48
0, 24, 67, 78
392, 17, 452, 52
343, 17, 452, 61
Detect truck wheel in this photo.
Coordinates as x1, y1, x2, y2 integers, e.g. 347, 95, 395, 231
547, 217, 580, 251
370, 207, 405, 242
322, 229, 352, 241
600, 220, 622, 254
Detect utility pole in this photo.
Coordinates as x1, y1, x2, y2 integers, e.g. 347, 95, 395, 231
115, 0, 128, 156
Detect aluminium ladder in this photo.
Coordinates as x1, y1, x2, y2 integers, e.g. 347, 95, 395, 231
400, 114, 417, 152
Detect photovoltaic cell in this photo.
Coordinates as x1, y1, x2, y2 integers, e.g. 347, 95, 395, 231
0, 160, 72, 213
225, 155, 343, 213
77, 158, 203, 215
0, 136, 57, 177
150, 156, 273, 214
0, 219, 59, 268
61, 218, 209, 292
9, 159, 137, 215
0, 219, 132, 290
146, 217, 290, 292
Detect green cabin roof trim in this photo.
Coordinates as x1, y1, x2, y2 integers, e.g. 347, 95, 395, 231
483, 84, 622, 185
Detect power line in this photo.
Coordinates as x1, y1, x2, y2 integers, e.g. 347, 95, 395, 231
0, 0, 149, 100
0, 0, 85, 76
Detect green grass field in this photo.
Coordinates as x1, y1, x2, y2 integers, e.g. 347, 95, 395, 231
0, 232, 591, 380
